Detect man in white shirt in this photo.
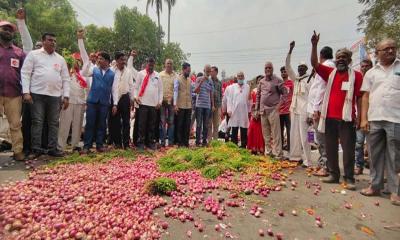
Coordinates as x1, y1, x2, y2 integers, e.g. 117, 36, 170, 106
308, 46, 335, 176
360, 38, 400, 206
133, 57, 163, 150
109, 51, 135, 149
21, 33, 70, 158
225, 72, 250, 148
286, 41, 312, 167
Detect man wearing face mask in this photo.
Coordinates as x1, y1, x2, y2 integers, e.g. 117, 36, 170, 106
360, 39, 400, 206
173, 62, 193, 147
78, 31, 117, 154
0, 18, 26, 161
311, 31, 363, 190
286, 41, 312, 167
225, 71, 250, 148
256, 63, 286, 158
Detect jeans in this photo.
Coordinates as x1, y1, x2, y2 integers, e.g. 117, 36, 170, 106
325, 118, 356, 182
368, 121, 400, 195
83, 103, 109, 149
160, 102, 175, 145
195, 107, 211, 145
109, 94, 131, 148
355, 129, 366, 168
137, 105, 156, 147
30, 93, 61, 152
176, 108, 192, 146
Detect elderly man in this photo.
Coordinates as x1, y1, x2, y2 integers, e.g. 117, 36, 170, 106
134, 57, 163, 150
360, 39, 400, 205
354, 59, 373, 175
257, 63, 286, 158
208, 66, 222, 142
159, 59, 177, 147
173, 62, 193, 147
22, 33, 70, 158
311, 31, 363, 190
286, 41, 312, 167
308, 46, 335, 177
225, 72, 250, 148
194, 65, 214, 146
0, 14, 29, 160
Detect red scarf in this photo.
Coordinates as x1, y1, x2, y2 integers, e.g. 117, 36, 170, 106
74, 66, 87, 88
138, 65, 152, 97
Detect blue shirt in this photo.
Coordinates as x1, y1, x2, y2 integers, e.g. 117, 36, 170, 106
195, 77, 213, 109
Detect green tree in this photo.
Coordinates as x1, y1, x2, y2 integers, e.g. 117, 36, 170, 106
157, 42, 188, 71
145, 0, 163, 52
165, 0, 176, 43
358, 0, 400, 49
84, 24, 116, 54
0, 0, 27, 18
113, 5, 162, 69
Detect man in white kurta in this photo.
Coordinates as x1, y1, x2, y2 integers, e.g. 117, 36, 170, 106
286, 41, 312, 167
225, 72, 250, 148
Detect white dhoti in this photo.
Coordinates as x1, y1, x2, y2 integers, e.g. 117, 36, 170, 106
58, 103, 85, 150
289, 113, 311, 166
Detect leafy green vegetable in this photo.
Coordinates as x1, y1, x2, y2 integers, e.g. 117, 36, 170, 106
145, 177, 177, 195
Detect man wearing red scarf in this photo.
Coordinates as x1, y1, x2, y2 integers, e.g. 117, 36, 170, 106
133, 57, 163, 150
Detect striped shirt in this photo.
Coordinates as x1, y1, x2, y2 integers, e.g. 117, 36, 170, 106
195, 77, 213, 109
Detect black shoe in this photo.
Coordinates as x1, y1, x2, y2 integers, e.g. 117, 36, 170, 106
48, 150, 64, 158
147, 144, 156, 150
136, 144, 145, 151
96, 147, 106, 153
80, 148, 91, 155
73, 147, 82, 152
28, 151, 42, 160
322, 176, 339, 184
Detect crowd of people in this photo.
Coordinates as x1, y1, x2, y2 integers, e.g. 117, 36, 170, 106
0, 10, 399, 205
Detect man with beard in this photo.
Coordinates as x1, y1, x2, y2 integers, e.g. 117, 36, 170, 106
310, 31, 363, 190
308, 46, 335, 177
353, 59, 373, 175
173, 62, 192, 147
22, 33, 70, 158
286, 41, 312, 167
360, 39, 400, 206
0, 15, 28, 160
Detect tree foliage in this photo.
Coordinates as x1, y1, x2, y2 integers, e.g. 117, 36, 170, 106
358, 0, 400, 49
0, 1, 187, 71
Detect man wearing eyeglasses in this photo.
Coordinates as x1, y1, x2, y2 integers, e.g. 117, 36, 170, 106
360, 39, 400, 206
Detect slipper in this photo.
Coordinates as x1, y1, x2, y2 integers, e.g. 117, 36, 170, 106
360, 187, 380, 196
313, 168, 329, 177
390, 195, 400, 206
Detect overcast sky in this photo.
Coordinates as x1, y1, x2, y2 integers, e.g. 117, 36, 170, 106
70, 0, 365, 79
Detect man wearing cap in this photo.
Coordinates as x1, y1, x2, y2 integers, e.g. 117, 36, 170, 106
286, 41, 312, 167
308, 46, 335, 177
21, 32, 70, 158
134, 57, 163, 150
78, 30, 117, 154
159, 59, 177, 147
173, 62, 193, 147
0, 17, 27, 160
311, 31, 363, 190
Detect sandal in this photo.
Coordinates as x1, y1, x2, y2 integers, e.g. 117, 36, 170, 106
360, 187, 380, 196
390, 194, 400, 206
313, 168, 329, 177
